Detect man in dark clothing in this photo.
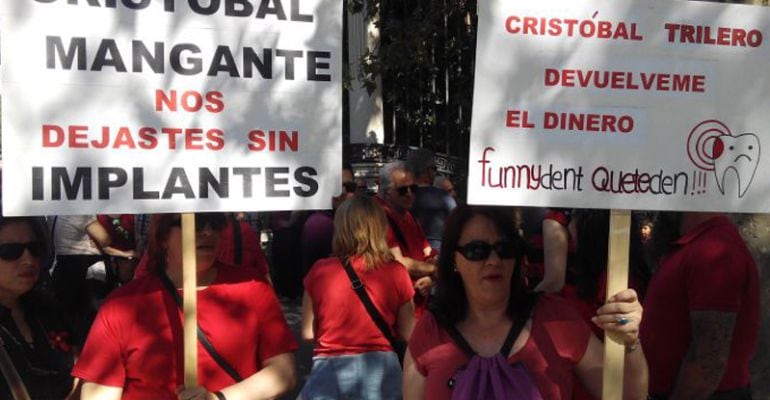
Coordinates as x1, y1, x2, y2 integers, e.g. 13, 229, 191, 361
406, 149, 456, 253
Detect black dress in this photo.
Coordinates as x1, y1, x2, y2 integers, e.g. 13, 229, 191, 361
0, 293, 74, 400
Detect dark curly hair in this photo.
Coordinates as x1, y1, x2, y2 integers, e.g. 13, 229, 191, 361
430, 205, 536, 324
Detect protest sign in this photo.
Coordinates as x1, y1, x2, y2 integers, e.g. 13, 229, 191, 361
469, 0, 770, 213
1, 0, 342, 216
472, 1, 770, 397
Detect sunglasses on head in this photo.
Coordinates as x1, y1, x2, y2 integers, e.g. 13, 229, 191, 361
456, 240, 518, 261
343, 181, 359, 193
170, 213, 227, 232
0, 242, 44, 261
394, 184, 419, 196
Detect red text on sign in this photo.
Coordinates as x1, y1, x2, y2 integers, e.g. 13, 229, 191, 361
505, 16, 643, 41
544, 68, 706, 92
42, 124, 225, 150
247, 130, 299, 152
505, 110, 535, 128
543, 112, 633, 133
664, 23, 762, 47
155, 90, 224, 113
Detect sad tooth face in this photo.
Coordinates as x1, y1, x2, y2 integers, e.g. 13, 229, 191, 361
712, 133, 760, 198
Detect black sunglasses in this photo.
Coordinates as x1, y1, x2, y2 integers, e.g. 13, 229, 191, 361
394, 184, 419, 196
456, 240, 518, 261
343, 181, 359, 193
170, 213, 227, 232
0, 242, 44, 261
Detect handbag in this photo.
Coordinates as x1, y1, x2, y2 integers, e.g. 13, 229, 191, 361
439, 316, 544, 400
340, 257, 407, 365
157, 271, 243, 383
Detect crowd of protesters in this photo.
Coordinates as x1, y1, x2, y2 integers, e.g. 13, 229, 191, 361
0, 150, 761, 400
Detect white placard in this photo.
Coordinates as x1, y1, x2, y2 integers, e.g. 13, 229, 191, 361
469, 0, 770, 213
1, 0, 342, 216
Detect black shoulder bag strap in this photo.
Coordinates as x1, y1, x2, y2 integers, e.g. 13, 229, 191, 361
49, 216, 58, 241
384, 214, 408, 251
0, 336, 32, 400
48, 216, 59, 271
157, 272, 243, 383
340, 257, 399, 346
440, 314, 527, 358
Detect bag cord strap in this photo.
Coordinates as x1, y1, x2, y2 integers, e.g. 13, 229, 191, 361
157, 271, 243, 383
49, 217, 57, 240
384, 214, 409, 252
340, 257, 399, 347
441, 313, 528, 358
0, 336, 32, 400
442, 324, 475, 357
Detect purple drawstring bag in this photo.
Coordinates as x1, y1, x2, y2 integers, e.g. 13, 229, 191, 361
441, 316, 544, 400
449, 355, 544, 400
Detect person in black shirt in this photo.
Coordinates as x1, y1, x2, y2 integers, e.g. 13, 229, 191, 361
0, 216, 74, 400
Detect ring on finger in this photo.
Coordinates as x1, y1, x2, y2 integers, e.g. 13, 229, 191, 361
617, 315, 630, 326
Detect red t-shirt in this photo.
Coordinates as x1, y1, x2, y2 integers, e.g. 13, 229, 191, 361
409, 295, 591, 400
641, 216, 759, 394
134, 220, 269, 279
524, 209, 576, 287
374, 197, 431, 260
374, 196, 432, 316
218, 220, 269, 276
304, 256, 414, 356
97, 214, 136, 251
72, 263, 297, 399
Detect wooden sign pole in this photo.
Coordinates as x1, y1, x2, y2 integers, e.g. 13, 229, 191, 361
182, 213, 198, 387
602, 209, 631, 400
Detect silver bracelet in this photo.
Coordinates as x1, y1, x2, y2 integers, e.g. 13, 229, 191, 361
625, 338, 641, 354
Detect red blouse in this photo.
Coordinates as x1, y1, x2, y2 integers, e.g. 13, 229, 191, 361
409, 295, 592, 400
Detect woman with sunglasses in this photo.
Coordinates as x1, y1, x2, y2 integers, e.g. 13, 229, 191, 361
403, 205, 648, 399
73, 213, 297, 400
0, 216, 75, 399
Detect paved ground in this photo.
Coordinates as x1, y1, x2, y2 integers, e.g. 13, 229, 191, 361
278, 296, 313, 400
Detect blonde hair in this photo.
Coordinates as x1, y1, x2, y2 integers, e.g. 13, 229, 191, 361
332, 195, 394, 270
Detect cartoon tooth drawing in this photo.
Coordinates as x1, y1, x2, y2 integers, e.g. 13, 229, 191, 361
686, 120, 761, 198
711, 133, 760, 198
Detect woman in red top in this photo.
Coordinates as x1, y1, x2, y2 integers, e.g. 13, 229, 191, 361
300, 195, 415, 400
530, 208, 576, 293
74, 213, 297, 400
403, 205, 648, 400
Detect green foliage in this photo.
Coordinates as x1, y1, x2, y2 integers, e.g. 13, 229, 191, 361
351, 0, 477, 148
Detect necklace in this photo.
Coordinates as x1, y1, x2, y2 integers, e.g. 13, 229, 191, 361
112, 216, 130, 240
0, 316, 50, 351
0, 318, 66, 377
